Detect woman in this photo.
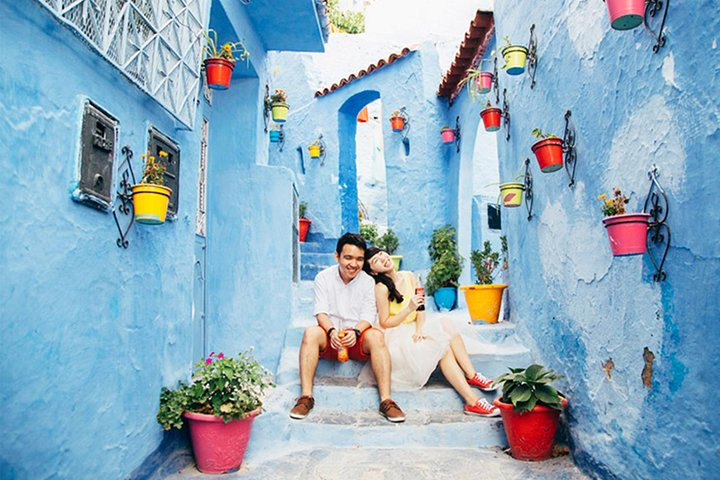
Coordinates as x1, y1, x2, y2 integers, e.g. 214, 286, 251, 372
363, 247, 500, 417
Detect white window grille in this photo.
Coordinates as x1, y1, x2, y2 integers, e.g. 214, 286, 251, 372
39, 0, 207, 128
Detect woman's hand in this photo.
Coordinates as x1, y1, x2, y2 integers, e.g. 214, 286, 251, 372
412, 330, 425, 343
408, 293, 425, 311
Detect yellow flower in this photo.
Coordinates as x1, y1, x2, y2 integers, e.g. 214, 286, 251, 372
159, 150, 168, 157
605, 199, 613, 205
597, 194, 607, 200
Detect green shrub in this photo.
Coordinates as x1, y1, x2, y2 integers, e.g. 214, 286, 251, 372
376, 228, 399, 255
425, 225, 463, 295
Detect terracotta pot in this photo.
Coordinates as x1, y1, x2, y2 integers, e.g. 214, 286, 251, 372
531, 137, 564, 173
602, 213, 650, 256
606, 0, 646, 30
480, 107, 502, 132
494, 397, 568, 461
204, 58, 234, 90
299, 217, 312, 242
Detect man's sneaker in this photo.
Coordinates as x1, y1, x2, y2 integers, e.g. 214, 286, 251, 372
289, 395, 314, 420
466, 372, 498, 392
464, 398, 501, 417
379, 399, 406, 423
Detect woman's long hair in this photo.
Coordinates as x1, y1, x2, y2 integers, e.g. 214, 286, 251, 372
363, 247, 404, 303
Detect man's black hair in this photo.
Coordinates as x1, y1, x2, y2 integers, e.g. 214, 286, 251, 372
336, 232, 367, 255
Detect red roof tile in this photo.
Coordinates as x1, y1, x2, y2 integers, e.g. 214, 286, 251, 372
437, 10, 495, 105
314, 47, 415, 97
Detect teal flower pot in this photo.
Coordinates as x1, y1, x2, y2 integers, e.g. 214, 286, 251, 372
433, 287, 457, 311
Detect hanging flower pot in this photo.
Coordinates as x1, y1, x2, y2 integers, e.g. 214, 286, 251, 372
308, 144, 321, 158
531, 136, 564, 173
132, 184, 172, 225
499, 182, 524, 208
476, 72, 494, 94
269, 89, 289, 123
480, 107, 502, 132
299, 217, 312, 242
357, 106, 369, 123
605, 0, 646, 31
204, 58, 234, 90
441, 127, 455, 144
501, 44, 529, 75
269, 129, 281, 143
603, 213, 650, 256
390, 116, 405, 132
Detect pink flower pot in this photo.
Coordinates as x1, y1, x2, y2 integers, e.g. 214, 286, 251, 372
602, 213, 651, 256
476, 72, 494, 94
605, 0, 646, 31
441, 128, 455, 143
184, 409, 260, 474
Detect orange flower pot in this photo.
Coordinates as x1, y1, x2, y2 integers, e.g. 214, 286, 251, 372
390, 116, 405, 132
531, 137, 564, 173
204, 58, 234, 90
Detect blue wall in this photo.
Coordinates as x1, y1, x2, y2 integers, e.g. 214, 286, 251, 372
448, 2, 719, 478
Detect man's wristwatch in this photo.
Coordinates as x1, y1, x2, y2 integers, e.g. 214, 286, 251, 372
327, 327, 336, 337
353, 328, 363, 340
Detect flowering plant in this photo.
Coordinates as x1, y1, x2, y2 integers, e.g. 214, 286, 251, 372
270, 89, 288, 105
598, 187, 629, 217
156, 351, 274, 430
203, 29, 249, 64
139, 151, 168, 185
530, 128, 559, 139
470, 237, 507, 285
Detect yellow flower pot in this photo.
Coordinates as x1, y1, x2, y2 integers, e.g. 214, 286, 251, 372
271, 102, 289, 122
460, 284, 507, 323
132, 184, 172, 225
501, 45, 528, 75
390, 255, 402, 271
499, 182, 524, 208
308, 144, 321, 158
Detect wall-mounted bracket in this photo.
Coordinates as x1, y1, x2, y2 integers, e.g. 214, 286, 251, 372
563, 110, 578, 188
112, 146, 137, 248
524, 158, 534, 221
493, 56, 500, 105
643, 165, 670, 281
396, 107, 411, 156
454, 116, 462, 153
502, 88, 511, 142
263, 84, 271, 133
315, 134, 327, 166
527, 24, 538, 89
644, 0, 670, 53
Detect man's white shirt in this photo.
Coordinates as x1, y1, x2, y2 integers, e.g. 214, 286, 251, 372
313, 265, 376, 330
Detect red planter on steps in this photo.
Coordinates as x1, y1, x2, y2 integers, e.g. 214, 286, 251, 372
494, 397, 568, 461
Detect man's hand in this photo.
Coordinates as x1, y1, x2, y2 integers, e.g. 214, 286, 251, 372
329, 329, 343, 350
340, 329, 358, 348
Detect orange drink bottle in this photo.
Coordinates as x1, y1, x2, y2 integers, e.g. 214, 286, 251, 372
416, 287, 425, 311
337, 329, 349, 362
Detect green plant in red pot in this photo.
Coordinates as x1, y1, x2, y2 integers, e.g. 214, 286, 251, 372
480, 100, 502, 132
202, 30, 248, 90
493, 364, 568, 461
157, 351, 274, 474
299, 201, 312, 242
530, 128, 564, 173
599, 187, 650, 256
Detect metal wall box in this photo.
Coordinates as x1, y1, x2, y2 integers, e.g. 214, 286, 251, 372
488, 204, 502, 230
75, 101, 117, 210
147, 127, 180, 217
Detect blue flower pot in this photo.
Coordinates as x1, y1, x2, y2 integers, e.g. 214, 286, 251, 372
269, 130, 281, 143
433, 287, 457, 311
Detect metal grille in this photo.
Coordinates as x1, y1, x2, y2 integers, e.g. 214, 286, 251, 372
39, 0, 207, 127
196, 118, 208, 237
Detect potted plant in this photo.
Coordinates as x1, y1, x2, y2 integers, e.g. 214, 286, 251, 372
500, 36, 529, 76
458, 64, 494, 100
157, 351, 274, 474
440, 126, 455, 144
480, 100, 502, 132
530, 128, 564, 173
202, 30, 248, 90
299, 201, 311, 242
389, 110, 405, 132
460, 239, 507, 323
360, 220, 379, 245
426, 225, 464, 311
270, 89, 289, 122
499, 181, 524, 208
599, 187, 650, 256
605, 0, 645, 31
308, 138, 322, 159
376, 228, 402, 270
132, 151, 172, 225
493, 364, 568, 461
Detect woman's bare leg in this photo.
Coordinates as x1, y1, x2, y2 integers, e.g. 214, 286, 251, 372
448, 334, 476, 379
438, 349, 479, 405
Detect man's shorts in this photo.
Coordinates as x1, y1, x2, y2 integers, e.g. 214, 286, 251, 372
319, 328, 378, 362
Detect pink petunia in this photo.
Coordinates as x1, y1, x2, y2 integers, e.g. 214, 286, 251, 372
218, 353, 225, 359
205, 358, 212, 364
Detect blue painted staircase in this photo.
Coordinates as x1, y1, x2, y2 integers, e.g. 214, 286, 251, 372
299, 233, 337, 280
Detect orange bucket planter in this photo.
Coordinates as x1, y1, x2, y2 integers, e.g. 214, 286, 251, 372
602, 213, 650, 256
480, 107, 502, 132
390, 116, 405, 132
531, 137, 564, 173
204, 58, 234, 90
132, 184, 172, 225
460, 284, 507, 323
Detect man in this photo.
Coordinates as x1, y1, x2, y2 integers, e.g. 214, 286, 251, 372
289, 232, 405, 423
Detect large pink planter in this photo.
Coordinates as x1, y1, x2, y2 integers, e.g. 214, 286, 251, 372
605, 0, 646, 31
602, 213, 650, 256
476, 72, 494, 94
184, 409, 260, 474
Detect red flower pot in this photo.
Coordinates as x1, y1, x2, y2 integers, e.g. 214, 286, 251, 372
476, 72, 494, 94
441, 128, 455, 143
605, 0, 646, 30
390, 116, 405, 132
531, 137, 564, 173
494, 397, 568, 461
299, 218, 312, 242
480, 108, 502, 132
184, 409, 260, 474
602, 213, 650, 256
204, 58, 235, 90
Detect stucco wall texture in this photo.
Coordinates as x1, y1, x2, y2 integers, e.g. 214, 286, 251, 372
463, 1, 718, 478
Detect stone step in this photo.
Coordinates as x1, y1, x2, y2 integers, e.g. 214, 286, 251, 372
301, 232, 337, 251
301, 263, 329, 281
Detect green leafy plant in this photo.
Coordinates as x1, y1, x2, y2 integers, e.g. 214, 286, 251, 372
376, 228, 399, 255
495, 364, 564, 413
360, 221, 379, 245
140, 151, 168, 185
501, 235, 509, 271
531, 128, 559, 139
470, 240, 501, 285
440, 125, 451, 131
502, 35, 512, 49
299, 201, 308, 219
203, 30, 249, 64
426, 225, 464, 295
598, 187, 629, 217
326, 0, 365, 34
457, 68, 494, 101
157, 351, 274, 430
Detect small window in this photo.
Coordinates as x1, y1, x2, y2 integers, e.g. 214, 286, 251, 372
488, 204, 502, 230
76, 101, 117, 210
147, 127, 180, 217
